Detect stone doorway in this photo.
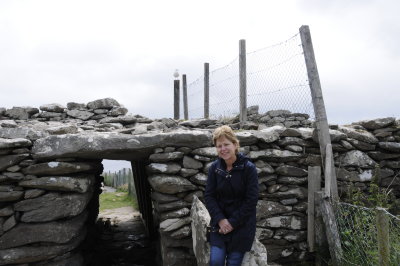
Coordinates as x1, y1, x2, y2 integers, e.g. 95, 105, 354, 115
84, 161, 160, 266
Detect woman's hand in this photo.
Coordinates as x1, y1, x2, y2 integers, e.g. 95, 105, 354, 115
218, 219, 233, 234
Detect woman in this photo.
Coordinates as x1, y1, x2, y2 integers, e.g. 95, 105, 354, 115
204, 125, 259, 266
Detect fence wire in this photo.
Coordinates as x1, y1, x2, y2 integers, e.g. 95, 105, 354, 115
247, 34, 313, 117
208, 58, 240, 119
334, 201, 400, 265
186, 76, 204, 119
185, 33, 314, 120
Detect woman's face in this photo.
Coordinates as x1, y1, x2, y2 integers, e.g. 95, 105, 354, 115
215, 136, 237, 162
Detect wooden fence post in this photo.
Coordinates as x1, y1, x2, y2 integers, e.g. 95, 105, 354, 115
204, 63, 209, 119
182, 74, 188, 120
315, 191, 329, 265
376, 207, 390, 266
324, 144, 333, 198
128, 168, 132, 196
308, 166, 321, 252
174, 79, 180, 120
299, 25, 338, 200
316, 192, 343, 265
239, 39, 247, 125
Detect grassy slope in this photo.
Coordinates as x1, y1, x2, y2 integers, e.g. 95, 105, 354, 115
99, 191, 138, 212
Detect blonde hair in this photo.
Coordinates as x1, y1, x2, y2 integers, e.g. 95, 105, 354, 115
212, 125, 240, 153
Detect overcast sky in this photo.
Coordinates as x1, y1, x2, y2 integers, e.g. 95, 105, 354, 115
1, 0, 399, 127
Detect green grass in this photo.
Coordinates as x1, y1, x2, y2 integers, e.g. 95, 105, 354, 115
99, 190, 138, 212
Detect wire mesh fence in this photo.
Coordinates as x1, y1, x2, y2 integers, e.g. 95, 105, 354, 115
208, 58, 240, 119
185, 32, 314, 120
247, 34, 313, 117
334, 201, 400, 265
186, 76, 205, 119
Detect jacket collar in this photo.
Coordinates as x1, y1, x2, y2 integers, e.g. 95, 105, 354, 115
217, 152, 247, 171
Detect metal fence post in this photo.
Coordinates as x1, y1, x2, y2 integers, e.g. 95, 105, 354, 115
182, 74, 188, 120
174, 79, 180, 120
299, 25, 338, 200
204, 63, 209, 119
239, 39, 247, 125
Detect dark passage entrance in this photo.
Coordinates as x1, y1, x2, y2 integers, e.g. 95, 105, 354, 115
85, 211, 157, 266
83, 160, 158, 266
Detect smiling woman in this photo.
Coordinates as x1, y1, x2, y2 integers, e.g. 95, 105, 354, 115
205, 125, 259, 266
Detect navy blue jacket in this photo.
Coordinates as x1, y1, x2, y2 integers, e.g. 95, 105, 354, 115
204, 153, 259, 252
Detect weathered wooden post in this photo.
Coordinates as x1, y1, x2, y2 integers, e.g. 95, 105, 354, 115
376, 207, 390, 266
324, 144, 333, 198
182, 74, 188, 120
315, 192, 343, 265
128, 168, 132, 195
173, 70, 180, 120
299, 25, 338, 200
314, 191, 329, 265
204, 63, 209, 119
239, 39, 247, 125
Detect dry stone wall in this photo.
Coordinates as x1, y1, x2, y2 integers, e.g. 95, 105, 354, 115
0, 98, 399, 265
145, 117, 400, 264
0, 150, 103, 265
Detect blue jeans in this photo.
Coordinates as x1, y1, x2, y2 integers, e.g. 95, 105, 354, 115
210, 245, 245, 266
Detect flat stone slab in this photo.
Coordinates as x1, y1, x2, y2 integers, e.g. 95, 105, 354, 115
257, 215, 306, 230
0, 211, 87, 249
248, 149, 303, 162
340, 150, 377, 168
0, 138, 32, 149
159, 217, 191, 232
14, 191, 92, 222
191, 147, 218, 157
32, 130, 212, 160
66, 110, 94, 120
87, 98, 120, 110
18, 175, 94, 193
0, 154, 30, 172
155, 200, 191, 212
339, 126, 379, 144
148, 175, 197, 194
0, 233, 84, 265
22, 162, 101, 176
0, 127, 49, 140
149, 152, 184, 163
357, 117, 396, 130
39, 103, 66, 113
378, 142, 400, 153
0, 191, 24, 202
5, 107, 39, 120
146, 163, 181, 174
275, 165, 308, 177
256, 200, 292, 220
99, 115, 137, 125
